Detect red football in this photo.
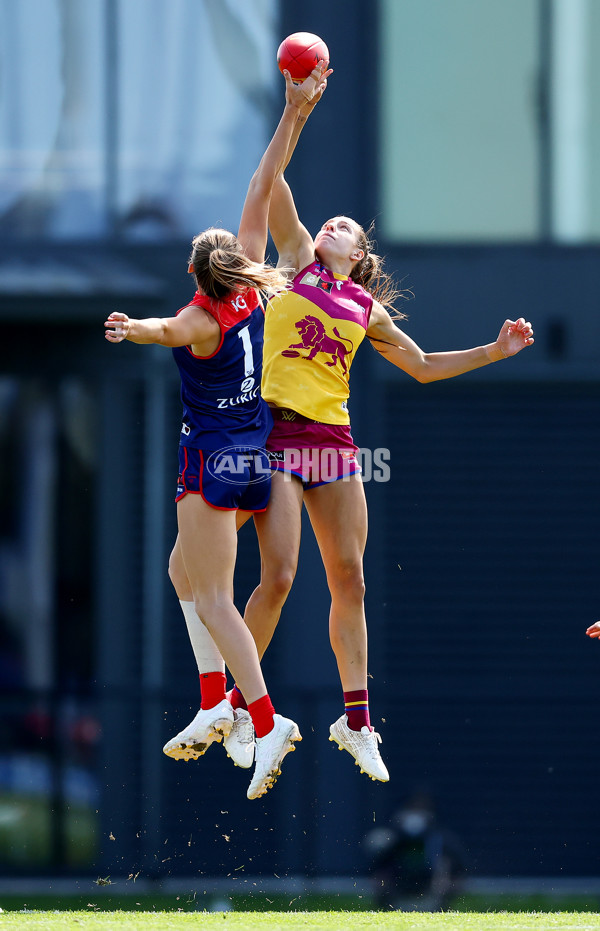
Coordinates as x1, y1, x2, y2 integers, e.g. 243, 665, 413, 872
277, 32, 329, 84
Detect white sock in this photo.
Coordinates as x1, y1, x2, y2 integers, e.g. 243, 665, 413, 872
179, 600, 225, 674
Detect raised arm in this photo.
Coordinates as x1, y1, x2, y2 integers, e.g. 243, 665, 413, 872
237, 62, 330, 264
268, 74, 332, 274
267, 176, 314, 274
366, 301, 534, 382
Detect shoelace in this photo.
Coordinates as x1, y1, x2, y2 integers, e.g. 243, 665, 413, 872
361, 729, 383, 759
236, 722, 254, 745
234, 718, 254, 744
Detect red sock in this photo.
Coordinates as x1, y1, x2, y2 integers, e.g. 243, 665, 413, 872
344, 689, 371, 731
226, 685, 248, 711
200, 672, 227, 710
247, 694, 275, 738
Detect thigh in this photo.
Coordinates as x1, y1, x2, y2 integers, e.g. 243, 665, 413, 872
304, 475, 368, 572
177, 493, 238, 600
253, 470, 304, 571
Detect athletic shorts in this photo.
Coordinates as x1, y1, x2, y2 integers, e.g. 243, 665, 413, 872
176, 445, 271, 511
266, 409, 361, 490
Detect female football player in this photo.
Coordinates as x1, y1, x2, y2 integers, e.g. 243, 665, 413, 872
237, 81, 535, 784
103, 62, 331, 800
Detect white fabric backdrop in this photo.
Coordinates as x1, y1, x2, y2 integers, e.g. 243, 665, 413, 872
0, 0, 277, 239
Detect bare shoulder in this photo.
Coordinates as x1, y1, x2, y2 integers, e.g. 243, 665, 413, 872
179, 302, 220, 328
177, 302, 222, 354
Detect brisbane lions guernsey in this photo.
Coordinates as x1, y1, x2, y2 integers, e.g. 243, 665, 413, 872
262, 261, 373, 425
172, 289, 272, 449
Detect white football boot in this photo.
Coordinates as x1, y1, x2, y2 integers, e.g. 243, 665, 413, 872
329, 714, 389, 782
162, 699, 233, 761
246, 714, 302, 800
223, 708, 255, 769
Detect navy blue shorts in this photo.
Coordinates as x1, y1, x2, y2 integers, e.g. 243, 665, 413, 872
176, 445, 271, 511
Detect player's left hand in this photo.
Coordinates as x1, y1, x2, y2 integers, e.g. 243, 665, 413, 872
586, 621, 600, 639
495, 318, 534, 357
104, 311, 131, 343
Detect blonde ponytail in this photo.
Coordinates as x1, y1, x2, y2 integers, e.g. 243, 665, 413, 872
190, 228, 288, 301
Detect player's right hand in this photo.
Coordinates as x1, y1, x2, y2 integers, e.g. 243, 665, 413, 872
284, 60, 332, 111
302, 60, 333, 112
104, 311, 130, 343
585, 621, 600, 639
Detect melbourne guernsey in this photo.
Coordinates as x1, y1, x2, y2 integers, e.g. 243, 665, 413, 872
261, 261, 373, 424
172, 289, 272, 449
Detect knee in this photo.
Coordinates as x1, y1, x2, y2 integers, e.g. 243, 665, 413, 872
192, 593, 232, 626
329, 560, 365, 603
261, 561, 297, 604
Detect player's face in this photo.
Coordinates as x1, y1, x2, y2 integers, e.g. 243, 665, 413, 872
314, 217, 364, 266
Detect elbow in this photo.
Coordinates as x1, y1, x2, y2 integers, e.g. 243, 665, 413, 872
412, 361, 435, 384
415, 368, 438, 384
157, 323, 174, 347
413, 355, 443, 384
247, 172, 274, 202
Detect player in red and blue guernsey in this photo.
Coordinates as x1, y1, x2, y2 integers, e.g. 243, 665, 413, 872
172, 283, 272, 504
103, 61, 331, 800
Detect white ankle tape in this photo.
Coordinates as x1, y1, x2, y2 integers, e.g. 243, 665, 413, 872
179, 600, 225, 674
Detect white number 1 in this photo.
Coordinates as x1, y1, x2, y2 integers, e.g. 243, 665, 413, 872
238, 325, 254, 376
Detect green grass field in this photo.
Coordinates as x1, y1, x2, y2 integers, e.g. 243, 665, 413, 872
2, 913, 600, 930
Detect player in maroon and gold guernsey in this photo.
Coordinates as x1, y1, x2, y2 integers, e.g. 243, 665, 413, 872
103, 63, 331, 800
238, 73, 535, 784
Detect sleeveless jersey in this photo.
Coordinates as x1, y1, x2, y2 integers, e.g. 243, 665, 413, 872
172, 289, 272, 449
261, 261, 373, 424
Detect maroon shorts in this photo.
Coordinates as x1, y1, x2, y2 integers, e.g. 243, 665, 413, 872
266, 409, 361, 490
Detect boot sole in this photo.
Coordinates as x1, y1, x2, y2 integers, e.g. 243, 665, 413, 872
163, 717, 233, 761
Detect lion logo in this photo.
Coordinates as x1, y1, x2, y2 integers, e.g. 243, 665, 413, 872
280, 315, 354, 374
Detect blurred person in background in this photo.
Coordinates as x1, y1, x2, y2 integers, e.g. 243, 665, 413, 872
363, 792, 467, 911
103, 63, 330, 800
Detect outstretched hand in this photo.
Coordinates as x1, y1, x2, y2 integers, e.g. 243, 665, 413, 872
104, 311, 131, 343
282, 60, 333, 112
495, 318, 534, 358
586, 622, 600, 640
